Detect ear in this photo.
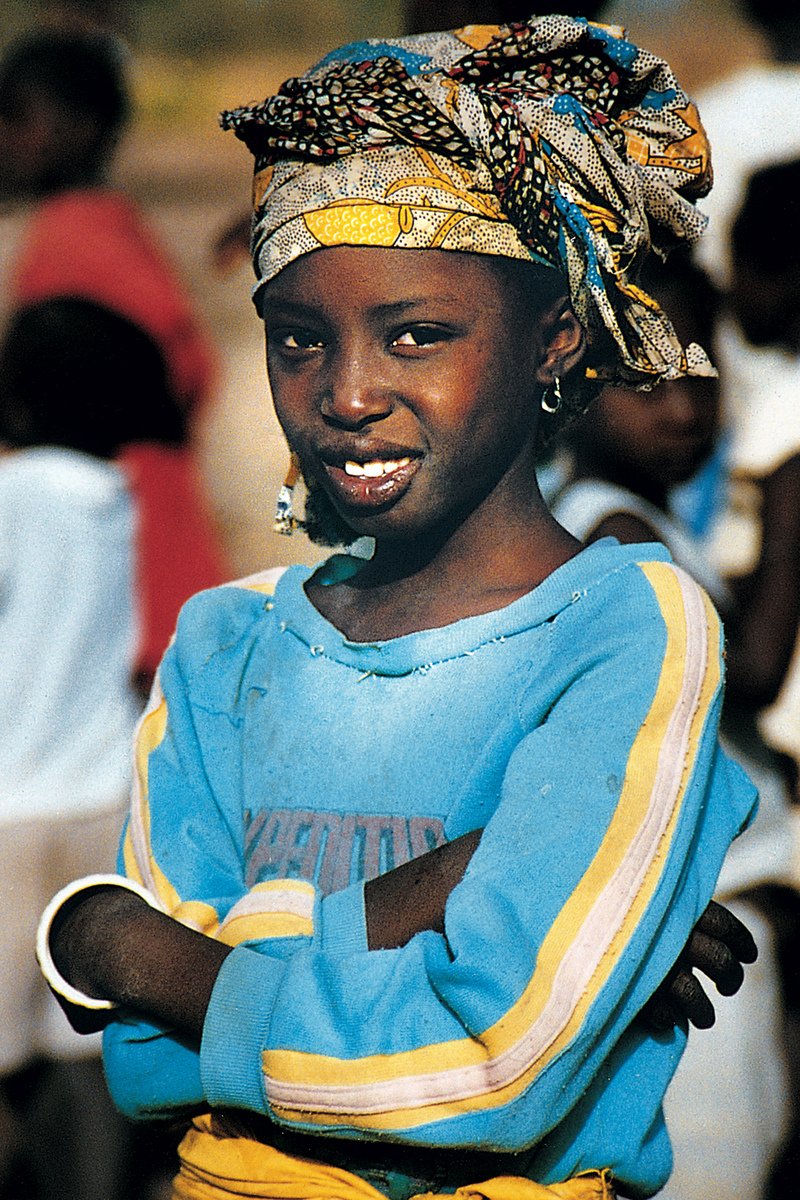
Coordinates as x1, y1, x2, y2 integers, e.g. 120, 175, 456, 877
532, 297, 585, 385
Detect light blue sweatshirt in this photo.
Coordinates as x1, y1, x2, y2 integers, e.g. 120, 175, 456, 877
104, 539, 756, 1199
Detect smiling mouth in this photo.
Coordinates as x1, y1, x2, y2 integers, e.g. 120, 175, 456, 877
323, 455, 420, 508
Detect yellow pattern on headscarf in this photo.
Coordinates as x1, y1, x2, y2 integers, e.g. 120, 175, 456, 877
304, 202, 414, 248
453, 25, 503, 52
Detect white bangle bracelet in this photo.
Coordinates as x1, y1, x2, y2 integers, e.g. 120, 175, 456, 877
36, 874, 164, 1012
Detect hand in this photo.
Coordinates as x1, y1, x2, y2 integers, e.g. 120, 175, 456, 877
644, 900, 758, 1031
365, 829, 482, 950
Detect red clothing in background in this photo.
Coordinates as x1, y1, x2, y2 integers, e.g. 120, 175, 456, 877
12, 188, 229, 678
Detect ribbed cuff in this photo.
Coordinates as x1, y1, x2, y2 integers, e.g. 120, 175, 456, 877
201, 946, 284, 1112
318, 880, 368, 955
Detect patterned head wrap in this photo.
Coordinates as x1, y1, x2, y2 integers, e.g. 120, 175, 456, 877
221, 14, 714, 419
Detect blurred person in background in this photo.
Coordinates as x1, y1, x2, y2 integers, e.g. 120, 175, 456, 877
0, 25, 229, 1200
32, 0, 143, 39
688, 2, 800, 783
551, 249, 799, 1200
695, 0, 800, 291
0, 302, 173, 1197
704, 161, 800, 798
0, 27, 230, 697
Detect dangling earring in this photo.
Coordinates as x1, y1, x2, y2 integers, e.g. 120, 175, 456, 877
541, 376, 562, 414
273, 453, 301, 535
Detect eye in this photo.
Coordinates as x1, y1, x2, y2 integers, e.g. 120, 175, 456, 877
390, 325, 452, 352
267, 326, 326, 357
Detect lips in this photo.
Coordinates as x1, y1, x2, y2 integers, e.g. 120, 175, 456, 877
322, 451, 421, 509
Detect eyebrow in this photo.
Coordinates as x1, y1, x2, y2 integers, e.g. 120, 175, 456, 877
261, 295, 464, 319
260, 298, 321, 319
371, 297, 462, 317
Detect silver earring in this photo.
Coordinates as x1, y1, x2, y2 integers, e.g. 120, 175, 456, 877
273, 484, 296, 536
541, 376, 562, 414
273, 454, 301, 536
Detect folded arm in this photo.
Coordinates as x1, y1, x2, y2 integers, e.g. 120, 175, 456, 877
43, 563, 756, 1150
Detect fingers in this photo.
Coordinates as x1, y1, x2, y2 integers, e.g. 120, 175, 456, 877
684, 929, 745, 997
643, 963, 716, 1032
644, 990, 680, 1033
642, 901, 758, 1033
647, 969, 716, 1032
695, 900, 758, 963
48, 987, 112, 1035
666, 968, 716, 1029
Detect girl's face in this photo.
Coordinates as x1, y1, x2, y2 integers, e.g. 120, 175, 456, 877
576, 281, 719, 494
263, 246, 558, 543
586, 372, 719, 491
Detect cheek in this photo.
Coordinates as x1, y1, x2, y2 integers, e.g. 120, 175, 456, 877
441, 349, 537, 436
592, 395, 641, 455
695, 384, 720, 435
266, 363, 310, 439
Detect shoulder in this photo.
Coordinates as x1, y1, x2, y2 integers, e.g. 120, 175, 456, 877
528, 554, 725, 758
29, 188, 137, 230
560, 545, 722, 668
0, 448, 126, 505
588, 510, 660, 546
552, 479, 658, 543
613, 552, 719, 633
164, 565, 306, 704
174, 566, 288, 648
616, 558, 724, 700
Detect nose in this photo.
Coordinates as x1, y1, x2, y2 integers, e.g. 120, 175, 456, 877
319, 344, 394, 430
661, 379, 713, 433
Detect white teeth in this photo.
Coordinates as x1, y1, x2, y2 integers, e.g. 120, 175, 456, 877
343, 457, 411, 478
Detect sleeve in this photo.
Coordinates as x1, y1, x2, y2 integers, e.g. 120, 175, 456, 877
119, 581, 325, 946
193, 561, 756, 1151
105, 579, 352, 1120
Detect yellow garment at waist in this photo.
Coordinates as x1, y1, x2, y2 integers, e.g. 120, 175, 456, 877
172, 1113, 616, 1200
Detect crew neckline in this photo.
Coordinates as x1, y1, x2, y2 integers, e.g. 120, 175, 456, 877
268, 538, 670, 677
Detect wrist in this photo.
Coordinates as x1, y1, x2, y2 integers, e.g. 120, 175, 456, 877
37, 874, 163, 1012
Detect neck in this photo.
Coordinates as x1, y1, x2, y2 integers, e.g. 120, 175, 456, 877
312, 472, 582, 642
374, 507, 569, 589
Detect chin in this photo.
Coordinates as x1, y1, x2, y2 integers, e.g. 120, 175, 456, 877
302, 482, 360, 547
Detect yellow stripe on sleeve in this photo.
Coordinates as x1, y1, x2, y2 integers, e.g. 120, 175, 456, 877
124, 573, 282, 912
125, 681, 181, 911
218, 880, 316, 946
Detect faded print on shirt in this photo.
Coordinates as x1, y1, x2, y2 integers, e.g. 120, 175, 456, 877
245, 808, 446, 894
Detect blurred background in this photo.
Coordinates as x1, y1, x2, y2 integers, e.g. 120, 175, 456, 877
2, 5, 798, 1200
0, 0, 768, 577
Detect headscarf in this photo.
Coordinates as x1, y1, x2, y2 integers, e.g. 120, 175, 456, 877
221, 14, 715, 431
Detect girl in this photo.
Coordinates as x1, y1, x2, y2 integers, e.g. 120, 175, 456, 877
39, 15, 756, 1200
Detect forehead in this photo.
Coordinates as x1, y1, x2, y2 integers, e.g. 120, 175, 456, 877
267, 245, 494, 291
261, 245, 549, 320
